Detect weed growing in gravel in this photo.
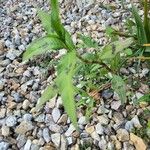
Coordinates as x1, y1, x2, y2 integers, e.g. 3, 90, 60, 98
23, 0, 140, 128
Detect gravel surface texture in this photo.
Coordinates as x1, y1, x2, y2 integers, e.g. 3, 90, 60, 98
0, 0, 150, 150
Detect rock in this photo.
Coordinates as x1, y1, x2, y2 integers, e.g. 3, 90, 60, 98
24, 139, 32, 150
52, 108, 61, 123
125, 121, 134, 131
95, 123, 104, 135
97, 106, 109, 114
1, 125, 10, 136
23, 113, 33, 121
15, 121, 34, 134
91, 131, 100, 141
102, 89, 113, 99
22, 99, 30, 110
131, 115, 142, 128
111, 101, 121, 110
31, 144, 40, 150
57, 114, 68, 125
17, 135, 27, 148
0, 141, 9, 150
5, 115, 17, 127
51, 133, 61, 147
116, 129, 129, 142
123, 142, 134, 150
49, 124, 62, 133
65, 124, 76, 136
113, 112, 124, 124
98, 136, 107, 150
43, 128, 51, 143
35, 114, 45, 123
60, 135, 67, 150
0, 108, 6, 118
85, 125, 95, 134
67, 137, 73, 145
46, 97, 56, 109
141, 68, 149, 77
130, 133, 147, 150
97, 115, 109, 125
0, 80, 4, 90
78, 116, 87, 125
115, 140, 122, 150
6, 50, 17, 60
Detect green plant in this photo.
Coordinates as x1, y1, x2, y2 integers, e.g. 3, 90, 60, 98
23, 0, 133, 128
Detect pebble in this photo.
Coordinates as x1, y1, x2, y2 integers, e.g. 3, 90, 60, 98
95, 123, 104, 135
52, 108, 61, 123
130, 133, 147, 150
97, 115, 109, 125
17, 135, 27, 148
111, 101, 121, 110
35, 114, 45, 123
22, 99, 30, 110
116, 129, 129, 142
131, 115, 142, 128
91, 131, 100, 141
43, 128, 51, 143
0, 141, 9, 150
85, 125, 95, 134
15, 121, 34, 134
98, 136, 107, 149
1, 125, 10, 136
49, 124, 62, 133
60, 135, 67, 150
0, 108, 6, 118
78, 116, 87, 125
65, 124, 76, 136
125, 121, 134, 131
102, 89, 113, 99
51, 133, 61, 147
23, 113, 33, 121
5, 115, 17, 127
24, 139, 32, 150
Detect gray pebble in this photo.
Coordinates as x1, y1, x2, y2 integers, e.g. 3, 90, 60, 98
0, 141, 9, 150
24, 139, 32, 150
102, 89, 113, 99
42, 128, 51, 143
35, 114, 45, 123
52, 107, 61, 123
95, 123, 104, 135
6, 115, 17, 127
51, 133, 61, 147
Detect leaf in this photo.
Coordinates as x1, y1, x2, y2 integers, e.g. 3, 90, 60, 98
23, 36, 65, 61
38, 9, 54, 35
78, 34, 99, 48
50, 0, 65, 39
99, 38, 133, 60
132, 5, 147, 44
138, 93, 150, 103
36, 85, 57, 110
56, 52, 78, 128
111, 75, 126, 104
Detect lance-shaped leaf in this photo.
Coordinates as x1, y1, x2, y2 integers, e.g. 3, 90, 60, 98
36, 85, 58, 110
38, 10, 55, 35
99, 38, 133, 60
23, 36, 66, 61
111, 75, 126, 104
132, 5, 147, 44
56, 52, 78, 128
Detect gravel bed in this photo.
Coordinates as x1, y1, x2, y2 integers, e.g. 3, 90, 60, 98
0, 0, 149, 150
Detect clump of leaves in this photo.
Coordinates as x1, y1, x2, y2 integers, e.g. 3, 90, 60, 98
23, 0, 133, 128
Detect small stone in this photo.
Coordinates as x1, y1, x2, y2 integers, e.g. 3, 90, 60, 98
111, 101, 121, 110
65, 124, 76, 136
120, 68, 129, 75
5, 116, 17, 127
17, 135, 27, 148
0, 80, 4, 90
49, 124, 61, 133
0, 108, 6, 118
131, 115, 142, 128
97, 106, 109, 114
35, 114, 45, 123
43, 128, 51, 143
23, 114, 33, 121
67, 137, 73, 145
78, 116, 87, 125
95, 123, 104, 135
60, 135, 67, 150
116, 129, 129, 142
46, 97, 56, 109
115, 140, 122, 150
52, 108, 61, 123
0, 142, 9, 150
123, 142, 134, 150
91, 131, 100, 141
1, 125, 10, 136
113, 112, 124, 124
15, 121, 34, 134
98, 136, 107, 150
31, 144, 40, 150
24, 139, 32, 150
85, 125, 95, 134
6, 50, 17, 60
22, 99, 30, 110
51, 133, 61, 147
130, 133, 147, 150
97, 115, 109, 125
102, 89, 113, 99
141, 68, 149, 77
57, 114, 68, 125
125, 121, 134, 131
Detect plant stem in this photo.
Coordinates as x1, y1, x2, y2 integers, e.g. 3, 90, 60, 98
76, 53, 113, 73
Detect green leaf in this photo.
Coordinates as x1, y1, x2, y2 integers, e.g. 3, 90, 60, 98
138, 93, 150, 103
23, 36, 65, 61
56, 52, 78, 128
132, 5, 147, 44
36, 85, 57, 110
50, 0, 65, 38
111, 75, 126, 104
38, 10, 54, 35
78, 34, 99, 48
99, 38, 133, 60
